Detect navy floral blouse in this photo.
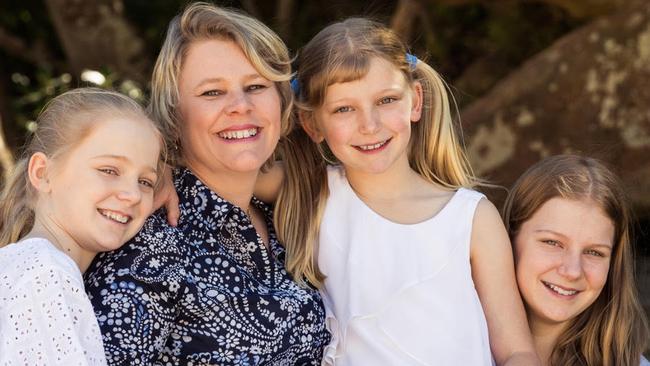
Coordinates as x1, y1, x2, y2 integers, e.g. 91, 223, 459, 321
84, 168, 330, 365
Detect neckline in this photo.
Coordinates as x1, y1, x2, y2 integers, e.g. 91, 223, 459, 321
341, 172, 463, 227
16, 237, 81, 272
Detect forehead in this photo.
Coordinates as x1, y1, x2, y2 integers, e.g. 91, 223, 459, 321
524, 197, 615, 245
323, 57, 407, 100
181, 39, 257, 80
72, 116, 160, 166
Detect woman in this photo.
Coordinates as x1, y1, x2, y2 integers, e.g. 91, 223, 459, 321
83, 3, 330, 365
502, 155, 649, 365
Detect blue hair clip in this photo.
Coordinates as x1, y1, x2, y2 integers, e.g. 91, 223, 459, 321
406, 53, 418, 71
290, 78, 300, 95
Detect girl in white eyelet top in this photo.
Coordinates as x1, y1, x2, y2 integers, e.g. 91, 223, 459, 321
0, 88, 162, 365
0, 238, 106, 365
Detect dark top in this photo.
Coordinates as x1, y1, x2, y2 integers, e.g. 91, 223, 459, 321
84, 168, 330, 365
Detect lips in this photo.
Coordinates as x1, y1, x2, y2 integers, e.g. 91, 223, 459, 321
542, 280, 580, 296
217, 126, 260, 140
98, 208, 132, 224
353, 138, 391, 152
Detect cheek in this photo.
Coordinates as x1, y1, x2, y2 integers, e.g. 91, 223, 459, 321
139, 192, 155, 213
584, 259, 610, 292
257, 90, 282, 127
387, 107, 413, 131
513, 241, 552, 291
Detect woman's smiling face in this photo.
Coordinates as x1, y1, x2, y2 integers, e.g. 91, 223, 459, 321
513, 197, 614, 328
177, 38, 281, 178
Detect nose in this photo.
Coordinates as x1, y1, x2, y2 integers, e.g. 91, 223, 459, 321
116, 180, 142, 205
557, 251, 583, 281
358, 108, 380, 134
225, 89, 252, 115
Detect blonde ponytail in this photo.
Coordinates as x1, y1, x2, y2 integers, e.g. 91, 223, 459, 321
274, 126, 328, 288
409, 60, 477, 189
0, 160, 34, 246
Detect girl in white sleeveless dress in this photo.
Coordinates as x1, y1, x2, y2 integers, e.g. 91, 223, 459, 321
267, 18, 540, 366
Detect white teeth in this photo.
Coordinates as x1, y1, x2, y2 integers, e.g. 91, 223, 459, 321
218, 128, 258, 140
357, 140, 387, 151
545, 282, 577, 296
99, 209, 130, 224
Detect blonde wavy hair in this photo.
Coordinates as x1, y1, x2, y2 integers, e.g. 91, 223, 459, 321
0, 87, 164, 247
149, 2, 293, 166
502, 154, 649, 366
274, 18, 478, 287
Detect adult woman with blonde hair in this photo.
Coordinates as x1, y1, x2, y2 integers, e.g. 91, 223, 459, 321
503, 154, 649, 366
83, 3, 330, 365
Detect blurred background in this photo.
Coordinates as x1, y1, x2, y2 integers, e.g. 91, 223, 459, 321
0, 0, 648, 308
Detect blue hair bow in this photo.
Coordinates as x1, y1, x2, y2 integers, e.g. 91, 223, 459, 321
290, 78, 300, 95
406, 53, 418, 71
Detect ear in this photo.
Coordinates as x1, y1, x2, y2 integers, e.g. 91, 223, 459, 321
27, 152, 52, 193
299, 110, 325, 143
410, 81, 424, 123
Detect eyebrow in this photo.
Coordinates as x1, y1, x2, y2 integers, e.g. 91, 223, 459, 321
92, 155, 158, 174
324, 87, 404, 105
534, 229, 613, 248
195, 73, 264, 89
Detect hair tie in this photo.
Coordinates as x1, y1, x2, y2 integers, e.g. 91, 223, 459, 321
406, 53, 418, 71
290, 78, 300, 95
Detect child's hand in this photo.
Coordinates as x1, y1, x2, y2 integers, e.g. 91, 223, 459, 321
152, 166, 180, 226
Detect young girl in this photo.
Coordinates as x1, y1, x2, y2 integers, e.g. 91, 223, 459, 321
268, 18, 539, 365
502, 155, 650, 366
0, 88, 163, 365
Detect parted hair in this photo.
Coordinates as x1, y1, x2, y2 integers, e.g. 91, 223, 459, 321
149, 1, 294, 165
274, 18, 478, 287
502, 154, 649, 366
0, 87, 162, 247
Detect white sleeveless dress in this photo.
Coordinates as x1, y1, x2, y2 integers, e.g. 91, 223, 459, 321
319, 166, 493, 366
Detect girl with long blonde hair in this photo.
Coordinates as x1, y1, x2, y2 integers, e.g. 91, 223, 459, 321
0, 87, 163, 365
258, 18, 540, 365
503, 154, 650, 366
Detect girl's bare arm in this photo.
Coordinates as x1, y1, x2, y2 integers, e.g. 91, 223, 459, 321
470, 199, 541, 366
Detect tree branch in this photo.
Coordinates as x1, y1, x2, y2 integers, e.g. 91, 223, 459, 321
275, 0, 295, 41
391, 0, 423, 41
426, 0, 634, 19
0, 26, 52, 68
240, 0, 262, 19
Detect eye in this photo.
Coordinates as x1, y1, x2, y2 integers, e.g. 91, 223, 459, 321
246, 84, 268, 92
542, 239, 561, 247
585, 249, 605, 257
334, 106, 353, 114
98, 167, 118, 176
201, 89, 223, 97
138, 178, 155, 189
378, 96, 397, 105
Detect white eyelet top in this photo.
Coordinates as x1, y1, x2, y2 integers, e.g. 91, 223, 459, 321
0, 237, 107, 365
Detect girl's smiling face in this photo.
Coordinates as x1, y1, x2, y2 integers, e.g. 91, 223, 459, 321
40, 116, 160, 255
513, 197, 614, 328
307, 56, 421, 176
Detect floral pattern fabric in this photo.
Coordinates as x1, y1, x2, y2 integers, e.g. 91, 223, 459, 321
84, 168, 330, 365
